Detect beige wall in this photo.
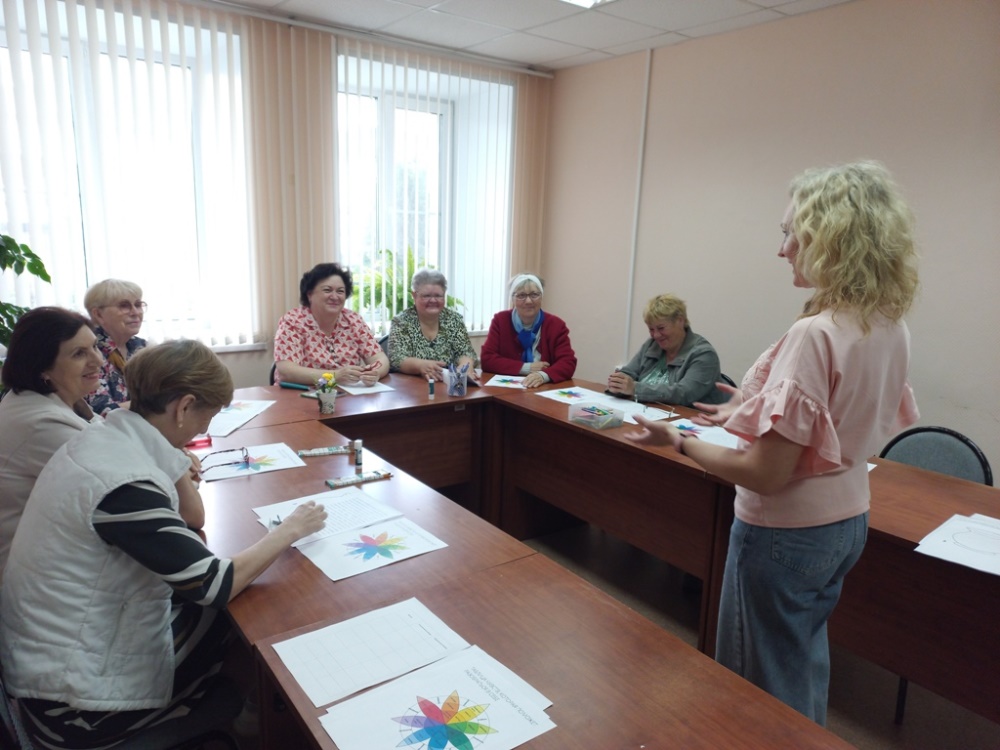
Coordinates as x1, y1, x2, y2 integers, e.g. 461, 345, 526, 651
542, 0, 1000, 467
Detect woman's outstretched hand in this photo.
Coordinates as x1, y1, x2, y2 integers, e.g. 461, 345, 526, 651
691, 382, 743, 426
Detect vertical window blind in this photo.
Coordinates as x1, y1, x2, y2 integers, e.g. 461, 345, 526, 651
0, 0, 252, 346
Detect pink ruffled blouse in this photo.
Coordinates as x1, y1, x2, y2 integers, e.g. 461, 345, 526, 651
724, 308, 919, 528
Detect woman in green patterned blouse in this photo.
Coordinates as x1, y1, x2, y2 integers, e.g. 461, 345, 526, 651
388, 269, 480, 383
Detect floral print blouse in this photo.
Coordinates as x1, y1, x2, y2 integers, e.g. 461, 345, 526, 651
388, 307, 478, 371
86, 327, 147, 417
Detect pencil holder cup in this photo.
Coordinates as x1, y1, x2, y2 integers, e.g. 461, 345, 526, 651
443, 369, 467, 397
317, 390, 337, 414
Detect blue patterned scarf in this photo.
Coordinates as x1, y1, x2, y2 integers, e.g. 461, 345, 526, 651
512, 309, 544, 364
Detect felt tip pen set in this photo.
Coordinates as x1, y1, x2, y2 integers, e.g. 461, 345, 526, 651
568, 402, 624, 430
326, 470, 392, 489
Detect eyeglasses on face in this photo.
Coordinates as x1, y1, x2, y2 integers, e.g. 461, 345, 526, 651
417, 294, 445, 301
107, 300, 148, 313
514, 292, 541, 302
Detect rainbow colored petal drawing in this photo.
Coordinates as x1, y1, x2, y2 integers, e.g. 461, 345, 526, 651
556, 389, 583, 398
236, 454, 276, 472
393, 691, 497, 750
345, 531, 407, 560
495, 377, 518, 384
221, 401, 251, 412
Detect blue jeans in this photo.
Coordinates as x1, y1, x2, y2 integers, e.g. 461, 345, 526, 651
715, 513, 868, 725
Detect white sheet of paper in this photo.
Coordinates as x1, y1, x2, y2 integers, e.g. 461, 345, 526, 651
916, 514, 1000, 575
298, 517, 447, 581
339, 381, 394, 395
197, 442, 305, 481
272, 598, 470, 708
535, 385, 604, 404
535, 386, 673, 424
484, 374, 526, 388
668, 418, 742, 449
320, 645, 555, 750
253, 487, 402, 547
205, 400, 275, 437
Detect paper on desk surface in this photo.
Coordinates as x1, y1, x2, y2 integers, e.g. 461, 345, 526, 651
298, 515, 447, 581
321, 645, 555, 750
916, 514, 1000, 576
197, 442, 304, 481
205, 399, 275, 436
669, 418, 741, 449
338, 381, 394, 395
253, 486, 400, 546
272, 598, 470, 708
535, 386, 674, 424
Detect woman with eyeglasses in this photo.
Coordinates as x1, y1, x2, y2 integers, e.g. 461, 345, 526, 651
606, 293, 727, 407
627, 162, 919, 724
388, 269, 479, 383
481, 273, 577, 388
84, 278, 148, 416
0, 340, 326, 748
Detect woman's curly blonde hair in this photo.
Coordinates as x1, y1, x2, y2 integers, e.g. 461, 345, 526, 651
791, 161, 919, 332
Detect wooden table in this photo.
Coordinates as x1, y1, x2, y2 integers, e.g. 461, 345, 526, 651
256, 554, 853, 750
227, 379, 1000, 728
233, 377, 497, 513
491, 381, 735, 655
201, 419, 533, 647
830, 458, 1000, 724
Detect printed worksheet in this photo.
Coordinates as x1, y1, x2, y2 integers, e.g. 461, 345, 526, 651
484, 374, 526, 388
669, 418, 742, 449
321, 645, 555, 750
197, 442, 305, 481
536, 387, 673, 424
252, 487, 402, 547
916, 514, 1000, 575
271, 598, 470, 707
298, 517, 447, 581
205, 400, 275, 436
338, 382, 395, 395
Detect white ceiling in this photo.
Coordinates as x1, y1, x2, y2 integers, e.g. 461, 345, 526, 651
221, 0, 856, 71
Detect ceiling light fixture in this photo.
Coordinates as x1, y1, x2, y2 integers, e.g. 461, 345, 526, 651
557, 0, 619, 8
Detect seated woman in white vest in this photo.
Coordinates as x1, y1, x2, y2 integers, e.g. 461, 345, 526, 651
0, 340, 327, 749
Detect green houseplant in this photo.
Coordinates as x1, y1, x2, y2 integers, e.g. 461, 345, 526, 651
1, 233, 52, 348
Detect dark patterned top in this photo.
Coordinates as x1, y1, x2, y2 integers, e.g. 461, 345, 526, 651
86, 327, 147, 417
388, 307, 478, 371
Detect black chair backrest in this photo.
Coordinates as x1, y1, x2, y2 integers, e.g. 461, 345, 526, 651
268, 361, 276, 386
719, 373, 737, 388
880, 426, 993, 486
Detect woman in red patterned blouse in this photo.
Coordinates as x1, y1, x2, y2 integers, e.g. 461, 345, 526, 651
274, 263, 389, 386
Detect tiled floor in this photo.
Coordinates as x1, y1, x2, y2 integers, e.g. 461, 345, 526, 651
526, 524, 1000, 750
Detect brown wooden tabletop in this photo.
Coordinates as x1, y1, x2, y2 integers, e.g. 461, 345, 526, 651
200, 419, 534, 647
256, 553, 853, 750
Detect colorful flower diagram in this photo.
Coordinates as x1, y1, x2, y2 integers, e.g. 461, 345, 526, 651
493, 377, 519, 384
345, 531, 407, 561
555, 389, 583, 399
393, 690, 497, 749
236, 454, 277, 472
221, 401, 252, 412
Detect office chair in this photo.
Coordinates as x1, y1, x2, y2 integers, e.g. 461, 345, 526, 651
268, 361, 277, 385
878, 425, 993, 724
378, 334, 389, 356
1, 671, 242, 750
719, 373, 737, 388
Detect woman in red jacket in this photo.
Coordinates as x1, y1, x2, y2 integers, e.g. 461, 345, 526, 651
481, 274, 577, 388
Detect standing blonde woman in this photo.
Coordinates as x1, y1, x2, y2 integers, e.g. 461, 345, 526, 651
628, 161, 919, 725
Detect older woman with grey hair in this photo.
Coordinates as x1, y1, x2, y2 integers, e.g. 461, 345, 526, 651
388, 268, 479, 382
481, 273, 577, 388
84, 278, 148, 415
